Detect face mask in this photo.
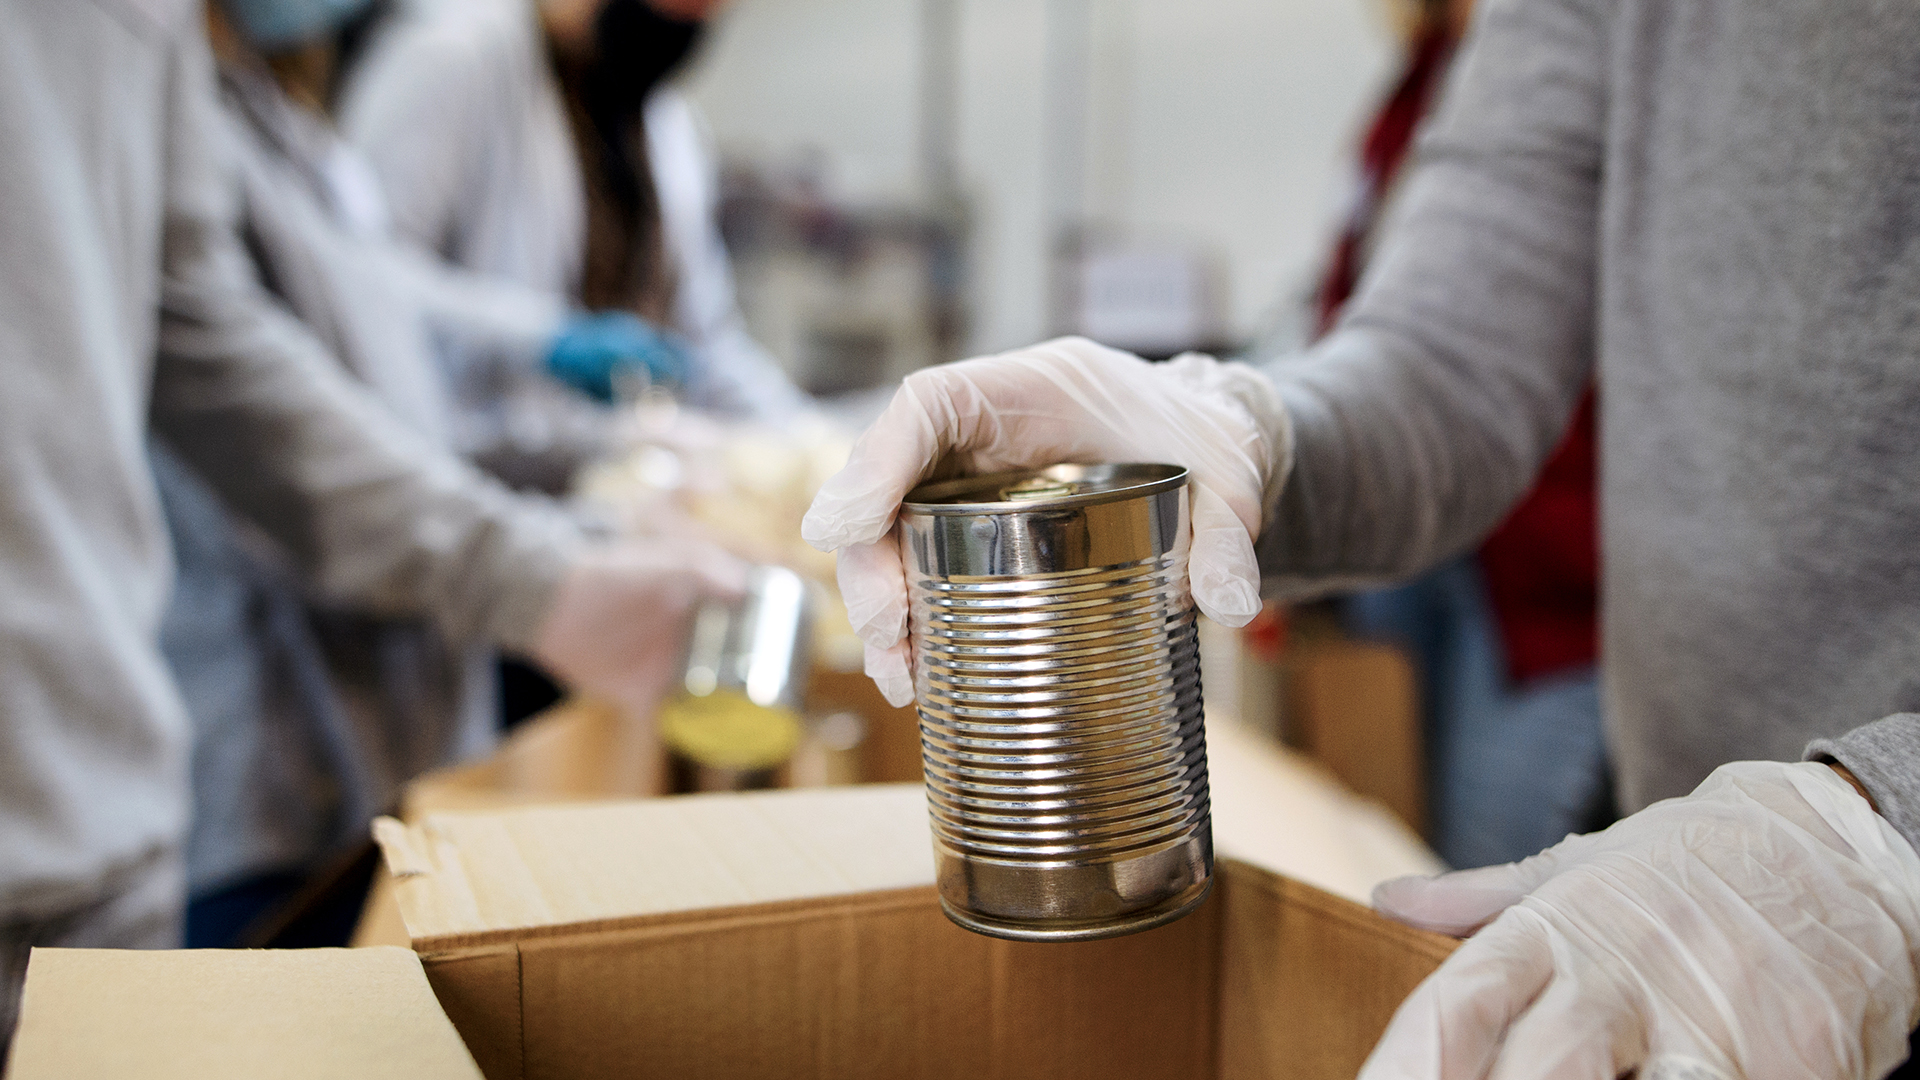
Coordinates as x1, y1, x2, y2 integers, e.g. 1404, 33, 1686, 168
583, 0, 706, 123
219, 0, 375, 51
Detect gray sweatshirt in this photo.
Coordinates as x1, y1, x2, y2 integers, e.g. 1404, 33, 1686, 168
0, 1, 577, 919
168, 60, 577, 900
1260, 0, 1920, 846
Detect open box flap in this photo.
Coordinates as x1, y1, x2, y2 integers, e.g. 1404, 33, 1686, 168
375, 718, 1438, 943
5, 946, 482, 1080
401, 861, 1457, 1080
365, 734, 1454, 1080
377, 784, 935, 940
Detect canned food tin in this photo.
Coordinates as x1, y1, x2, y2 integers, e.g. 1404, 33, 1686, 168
900, 463, 1211, 941
660, 565, 813, 786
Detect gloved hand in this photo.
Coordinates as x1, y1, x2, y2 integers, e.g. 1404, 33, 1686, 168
1363, 761, 1920, 1080
531, 541, 748, 716
800, 336, 1291, 706
546, 311, 692, 402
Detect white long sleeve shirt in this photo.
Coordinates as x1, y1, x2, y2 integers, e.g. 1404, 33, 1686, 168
337, 0, 809, 421
0, 0, 578, 919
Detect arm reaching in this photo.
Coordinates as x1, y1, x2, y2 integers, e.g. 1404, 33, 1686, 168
1258, 0, 1603, 593
150, 22, 746, 708
1364, 760, 1920, 1080
802, 337, 1291, 705
805, 0, 1611, 700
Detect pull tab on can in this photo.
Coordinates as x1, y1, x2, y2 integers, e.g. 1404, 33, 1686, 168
899, 463, 1211, 941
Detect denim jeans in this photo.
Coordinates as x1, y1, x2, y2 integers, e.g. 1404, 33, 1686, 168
1345, 558, 1613, 869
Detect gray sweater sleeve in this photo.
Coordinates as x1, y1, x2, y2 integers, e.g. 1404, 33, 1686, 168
147, 27, 578, 653
1807, 717, 1920, 856
1256, 0, 1605, 596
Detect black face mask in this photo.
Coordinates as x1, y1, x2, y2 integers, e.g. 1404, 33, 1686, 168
583, 0, 705, 127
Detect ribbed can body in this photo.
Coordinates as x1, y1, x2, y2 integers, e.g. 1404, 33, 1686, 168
900, 464, 1211, 941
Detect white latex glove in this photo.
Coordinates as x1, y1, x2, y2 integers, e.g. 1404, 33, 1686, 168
799, 336, 1291, 706
1363, 761, 1920, 1080
532, 541, 749, 716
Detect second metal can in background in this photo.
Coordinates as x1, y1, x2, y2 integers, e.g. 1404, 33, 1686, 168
660, 564, 812, 791
900, 463, 1211, 941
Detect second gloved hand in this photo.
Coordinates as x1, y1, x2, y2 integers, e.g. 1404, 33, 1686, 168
531, 541, 748, 717
800, 336, 1292, 706
1362, 761, 1920, 1080
546, 311, 692, 402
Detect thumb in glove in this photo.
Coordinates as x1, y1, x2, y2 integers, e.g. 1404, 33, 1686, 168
1362, 761, 1920, 1080
802, 337, 1291, 701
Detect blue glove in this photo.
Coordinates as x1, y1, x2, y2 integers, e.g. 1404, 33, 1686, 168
545, 312, 693, 402
220, 0, 373, 49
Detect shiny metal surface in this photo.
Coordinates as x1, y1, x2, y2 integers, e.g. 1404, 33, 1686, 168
901, 463, 1212, 941
663, 565, 813, 789
680, 564, 813, 711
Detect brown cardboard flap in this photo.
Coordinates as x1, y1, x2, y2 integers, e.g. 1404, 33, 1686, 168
373, 736, 1452, 1080
379, 784, 934, 939
5, 947, 483, 1079
418, 885, 1218, 1080
1214, 862, 1459, 1080
419, 946, 526, 1080
1285, 643, 1428, 837
376, 726, 1438, 944
413, 863, 1453, 1080
1207, 721, 1441, 902
403, 698, 655, 819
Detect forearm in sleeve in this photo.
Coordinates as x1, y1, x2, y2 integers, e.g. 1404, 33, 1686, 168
1808, 717, 1920, 857
380, 242, 566, 375
149, 25, 578, 653
1256, 0, 1607, 597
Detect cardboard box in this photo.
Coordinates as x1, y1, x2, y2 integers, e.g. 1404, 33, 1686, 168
357, 697, 1440, 935
351, 687, 921, 949
1285, 642, 1427, 838
11, 729, 1451, 1080
6, 947, 482, 1079
368, 752, 1454, 1080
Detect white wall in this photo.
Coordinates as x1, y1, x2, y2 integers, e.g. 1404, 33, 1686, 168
685, 0, 1396, 355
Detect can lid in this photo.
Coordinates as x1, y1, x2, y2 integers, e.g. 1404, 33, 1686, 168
902, 463, 1187, 515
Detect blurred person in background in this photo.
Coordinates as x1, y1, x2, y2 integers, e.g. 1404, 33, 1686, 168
166, 0, 700, 948
1315, 0, 1608, 870
0, 0, 740, 1053
805, 0, 1920, 1076
337, 0, 809, 426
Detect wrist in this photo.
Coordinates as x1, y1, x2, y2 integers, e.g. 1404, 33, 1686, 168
1827, 761, 1878, 812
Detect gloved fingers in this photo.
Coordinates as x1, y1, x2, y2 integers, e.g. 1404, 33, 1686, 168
641, 328, 693, 385
805, 342, 1160, 551
1483, 968, 1641, 1080
1639, 1053, 1737, 1080
684, 544, 753, 600
1360, 909, 1557, 1080
532, 541, 743, 705
548, 311, 683, 401
1373, 834, 1596, 936
836, 534, 909, 651
1161, 350, 1293, 523
1187, 482, 1262, 626
1373, 863, 1541, 937
863, 639, 915, 708
803, 368, 961, 551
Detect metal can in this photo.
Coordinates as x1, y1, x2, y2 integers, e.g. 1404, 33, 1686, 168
900, 463, 1210, 941
660, 565, 813, 790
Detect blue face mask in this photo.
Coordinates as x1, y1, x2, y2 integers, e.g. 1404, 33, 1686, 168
219, 0, 374, 51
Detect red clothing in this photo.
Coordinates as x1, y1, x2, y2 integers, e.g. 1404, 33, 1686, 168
1312, 17, 1599, 683
1314, 20, 1458, 336
1478, 392, 1598, 682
